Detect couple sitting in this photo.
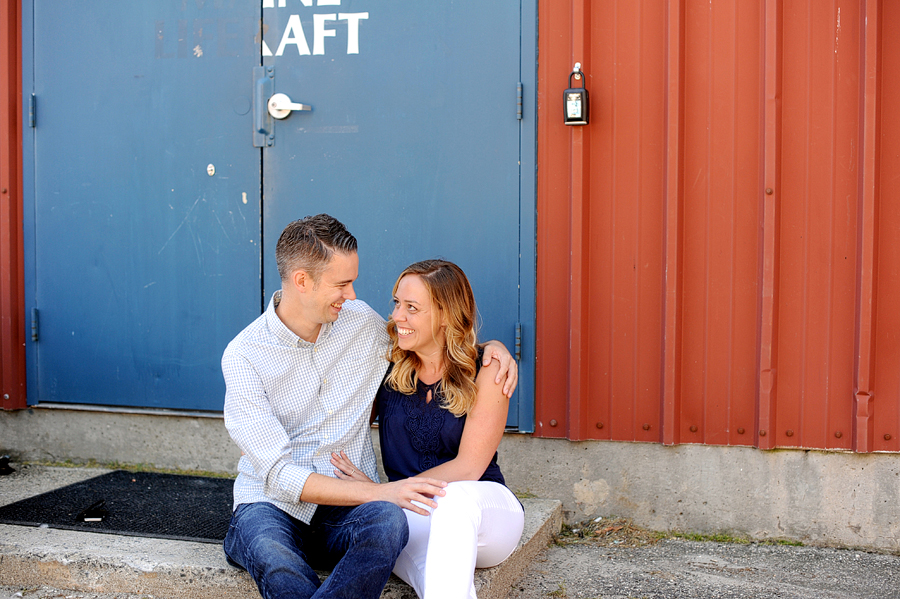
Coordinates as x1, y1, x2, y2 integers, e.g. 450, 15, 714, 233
221, 214, 524, 599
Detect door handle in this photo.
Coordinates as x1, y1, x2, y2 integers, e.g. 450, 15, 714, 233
267, 93, 312, 119
252, 66, 274, 147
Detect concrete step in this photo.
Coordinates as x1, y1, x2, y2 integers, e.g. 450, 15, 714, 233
0, 486, 561, 599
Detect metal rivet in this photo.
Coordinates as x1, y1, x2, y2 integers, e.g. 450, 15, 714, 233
835, 431, 843, 439
737, 427, 745, 434
786, 429, 794, 437
207, 164, 215, 176
642, 423, 650, 431
2, 394, 8, 400
886, 434, 893, 441
765, 188, 774, 195
549, 419, 558, 427
1, 188, 7, 193
596, 422, 604, 429
690, 425, 698, 433
759, 430, 767, 436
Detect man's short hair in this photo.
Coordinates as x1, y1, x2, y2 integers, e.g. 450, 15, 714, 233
275, 214, 358, 283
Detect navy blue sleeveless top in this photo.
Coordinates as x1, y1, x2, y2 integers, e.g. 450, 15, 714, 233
377, 349, 506, 485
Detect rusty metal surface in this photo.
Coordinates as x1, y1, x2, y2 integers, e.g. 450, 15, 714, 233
537, 0, 898, 452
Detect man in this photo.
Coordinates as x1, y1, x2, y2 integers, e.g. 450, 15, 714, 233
222, 214, 517, 599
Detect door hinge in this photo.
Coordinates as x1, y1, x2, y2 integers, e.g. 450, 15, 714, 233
516, 83, 523, 120
514, 322, 522, 362
31, 307, 39, 341
29, 94, 36, 128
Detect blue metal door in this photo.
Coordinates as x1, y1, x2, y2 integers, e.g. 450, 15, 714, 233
24, 2, 262, 410
259, 2, 535, 429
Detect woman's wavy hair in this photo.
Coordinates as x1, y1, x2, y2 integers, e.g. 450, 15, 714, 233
386, 259, 479, 416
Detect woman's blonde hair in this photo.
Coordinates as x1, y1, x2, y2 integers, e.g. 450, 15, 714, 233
386, 260, 479, 416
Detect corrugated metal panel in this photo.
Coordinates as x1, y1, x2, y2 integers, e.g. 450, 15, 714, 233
582, 1, 667, 443
871, 0, 899, 452
537, 0, 899, 452
676, 0, 763, 447
775, 0, 860, 451
0, 1, 24, 411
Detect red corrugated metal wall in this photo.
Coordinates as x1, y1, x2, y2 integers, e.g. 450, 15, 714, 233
536, 0, 900, 452
0, 2, 24, 411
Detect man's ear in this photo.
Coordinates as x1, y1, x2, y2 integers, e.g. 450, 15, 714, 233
291, 269, 312, 293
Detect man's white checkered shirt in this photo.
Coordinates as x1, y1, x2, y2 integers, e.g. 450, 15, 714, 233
222, 291, 390, 524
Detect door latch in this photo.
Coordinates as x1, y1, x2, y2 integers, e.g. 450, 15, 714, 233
267, 93, 311, 119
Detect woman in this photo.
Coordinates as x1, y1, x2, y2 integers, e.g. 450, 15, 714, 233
331, 259, 524, 599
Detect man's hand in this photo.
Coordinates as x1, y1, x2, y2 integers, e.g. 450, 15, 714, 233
330, 451, 447, 516
374, 477, 447, 516
482, 339, 519, 398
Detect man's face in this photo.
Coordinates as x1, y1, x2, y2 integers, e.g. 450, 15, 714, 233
302, 251, 359, 326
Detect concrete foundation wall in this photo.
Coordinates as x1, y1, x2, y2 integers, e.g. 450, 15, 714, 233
2, 406, 898, 552
498, 436, 900, 553
0, 406, 241, 473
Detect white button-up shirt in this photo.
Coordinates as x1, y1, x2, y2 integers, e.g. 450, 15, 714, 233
222, 291, 390, 524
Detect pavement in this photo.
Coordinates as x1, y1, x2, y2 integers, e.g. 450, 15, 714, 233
1, 464, 899, 599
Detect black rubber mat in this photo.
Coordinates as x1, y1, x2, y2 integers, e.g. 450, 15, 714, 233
0, 470, 234, 544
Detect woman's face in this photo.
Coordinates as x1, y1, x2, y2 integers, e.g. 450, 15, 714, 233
392, 274, 445, 357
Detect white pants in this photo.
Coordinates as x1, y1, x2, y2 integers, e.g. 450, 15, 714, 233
392, 480, 525, 599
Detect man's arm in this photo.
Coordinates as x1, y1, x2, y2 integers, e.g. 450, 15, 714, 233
300, 473, 447, 516
223, 349, 313, 505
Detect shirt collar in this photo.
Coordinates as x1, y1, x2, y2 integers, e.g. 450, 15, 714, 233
266, 290, 334, 348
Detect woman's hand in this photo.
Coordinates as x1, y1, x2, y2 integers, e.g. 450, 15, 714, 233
331, 450, 375, 483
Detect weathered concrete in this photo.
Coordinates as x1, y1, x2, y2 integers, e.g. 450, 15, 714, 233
499, 436, 900, 553
0, 405, 240, 473
3, 405, 900, 552
0, 465, 562, 599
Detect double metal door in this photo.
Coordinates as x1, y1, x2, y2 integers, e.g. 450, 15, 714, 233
24, 1, 535, 429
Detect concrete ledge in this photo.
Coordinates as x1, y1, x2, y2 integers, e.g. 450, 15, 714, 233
0, 499, 561, 599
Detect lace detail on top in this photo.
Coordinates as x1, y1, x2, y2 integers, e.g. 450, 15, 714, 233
402, 380, 446, 473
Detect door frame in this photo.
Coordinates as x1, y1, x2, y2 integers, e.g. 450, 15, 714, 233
517, 0, 537, 433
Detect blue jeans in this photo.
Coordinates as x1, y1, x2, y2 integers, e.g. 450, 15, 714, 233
223, 501, 409, 599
